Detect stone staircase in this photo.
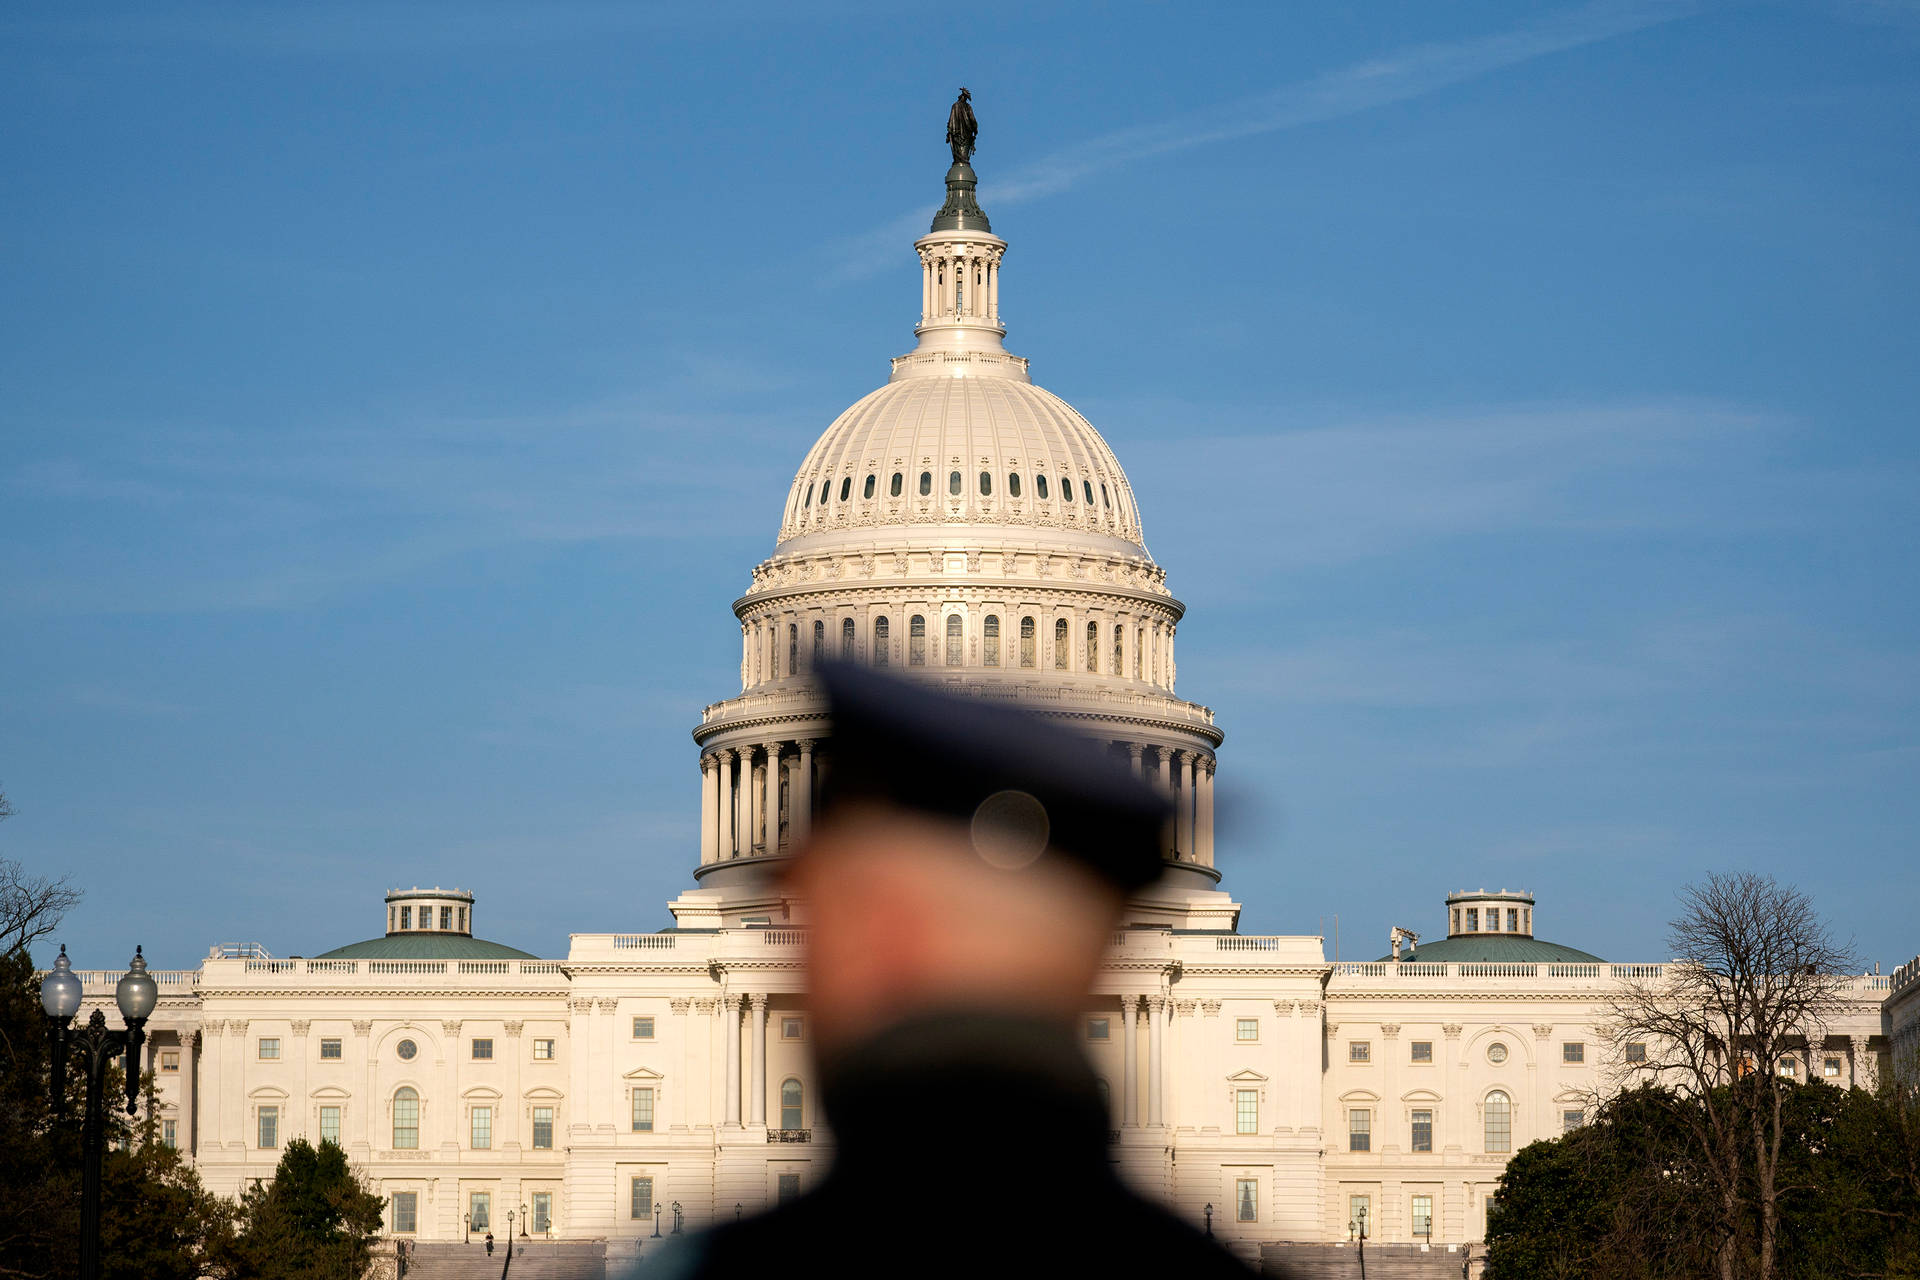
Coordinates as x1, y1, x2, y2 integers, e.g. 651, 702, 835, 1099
1262, 1242, 1478, 1279
400, 1239, 607, 1280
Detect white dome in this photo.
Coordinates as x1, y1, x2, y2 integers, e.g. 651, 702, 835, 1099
776, 371, 1147, 558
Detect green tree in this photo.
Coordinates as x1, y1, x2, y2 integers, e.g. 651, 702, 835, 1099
214, 1138, 388, 1280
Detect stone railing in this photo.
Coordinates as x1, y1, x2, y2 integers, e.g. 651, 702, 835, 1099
760, 930, 808, 946
76, 968, 199, 993
1330, 962, 1897, 996
194, 958, 566, 984
701, 679, 1214, 730
612, 935, 678, 950
1891, 957, 1920, 998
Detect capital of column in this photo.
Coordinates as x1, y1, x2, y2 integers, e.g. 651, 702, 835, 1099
1127, 744, 1144, 760
716, 748, 736, 764
1120, 994, 1140, 1015
797, 739, 817, 752
701, 753, 716, 773
351, 1020, 372, 1037
1148, 994, 1168, 1013
749, 993, 769, 1013
290, 1020, 311, 1036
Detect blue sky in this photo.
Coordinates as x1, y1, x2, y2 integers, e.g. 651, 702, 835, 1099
3, 1, 1915, 971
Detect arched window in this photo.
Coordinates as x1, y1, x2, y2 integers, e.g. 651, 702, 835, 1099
1112, 624, 1124, 675
803, 482, 814, 507
1008, 472, 1022, 498
863, 474, 875, 499
812, 621, 825, 665
781, 1078, 803, 1131
1485, 1091, 1511, 1153
1135, 627, 1144, 679
393, 1087, 419, 1150
983, 615, 1000, 667
841, 618, 856, 660
788, 624, 798, 678
979, 471, 992, 497
945, 614, 963, 666
839, 477, 851, 502
891, 472, 903, 497
1020, 616, 1036, 668
1035, 474, 1049, 500
919, 471, 932, 496
1086, 622, 1098, 673
818, 482, 828, 506
1061, 476, 1074, 503
909, 615, 927, 666
1095, 1077, 1111, 1118
1083, 480, 1095, 506
949, 471, 962, 496
1054, 619, 1068, 669
872, 616, 889, 667
1101, 483, 1111, 509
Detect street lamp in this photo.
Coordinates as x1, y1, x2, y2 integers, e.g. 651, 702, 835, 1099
42, 945, 158, 1280
1203, 1203, 1213, 1237
463, 1212, 471, 1245
1347, 1203, 1369, 1280
671, 1201, 683, 1235
735, 1202, 743, 1223
520, 1204, 529, 1238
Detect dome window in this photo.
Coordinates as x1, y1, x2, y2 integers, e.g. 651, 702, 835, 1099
818, 483, 828, 506
788, 624, 798, 678
1112, 624, 1124, 675
1101, 483, 1111, 509
1020, 616, 1036, 668
1061, 476, 1074, 503
919, 471, 932, 497
841, 618, 856, 660
1035, 475, 1049, 500
1054, 619, 1068, 669
1085, 622, 1098, 673
949, 471, 962, 496
890, 472, 903, 498
872, 616, 889, 667
983, 615, 1000, 666
945, 614, 963, 666
979, 471, 991, 497
1008, 472, 1021, 498
804, 482, 814, 508
839, 477, 852, 502
1083, 481, 1095, 506
909, 615, 927, 666
813, 621, 825, 665
862, 474, 874, 499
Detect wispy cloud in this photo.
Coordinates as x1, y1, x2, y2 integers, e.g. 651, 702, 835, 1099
833, 1, 1698, 277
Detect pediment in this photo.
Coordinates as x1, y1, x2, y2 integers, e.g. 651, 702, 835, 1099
1553, 1088, 1590, 1104
1400, 1088, 1442, 1103
523, 1086, 565, 1100
311, 1085, 351, 1100
1338, 1088, 1381, 1104
1226, 1069, 1268, 1083
622, 1066, 665, 1082
460, 1085, 503, 1101
247, 1085, 289, 1100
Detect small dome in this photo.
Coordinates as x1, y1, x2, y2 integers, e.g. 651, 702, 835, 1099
314, 934, 539, 961
1378, 935, 1604, 965
775, 375, 1145, 557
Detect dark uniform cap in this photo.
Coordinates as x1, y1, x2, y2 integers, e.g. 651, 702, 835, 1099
811, 662, 1172, 893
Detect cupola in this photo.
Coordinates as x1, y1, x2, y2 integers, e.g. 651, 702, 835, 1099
383, 886, 475, 938
1446, 889, 1534, 939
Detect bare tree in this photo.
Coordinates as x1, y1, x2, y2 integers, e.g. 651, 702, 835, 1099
0, 788, 83, 955
1601, 871, 1855, 1280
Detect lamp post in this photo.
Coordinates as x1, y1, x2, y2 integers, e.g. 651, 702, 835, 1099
1203, 1203, 1213, 1237
735, 1202, 743, 1223
652, 1204, 663, 1238
41, 945, 158, 1280
463, 1212, 471, 1245
671, 1201, 683, 1234
1347, 1203, 1368, 1280
520, 1204, 529, 1238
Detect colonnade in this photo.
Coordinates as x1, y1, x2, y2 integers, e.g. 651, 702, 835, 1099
700, 740, 817, 863
919, 245, 1001, 325
1119, 994, 1175, 1127
715, 993, 797, 1131
1121, 743, 1216, 865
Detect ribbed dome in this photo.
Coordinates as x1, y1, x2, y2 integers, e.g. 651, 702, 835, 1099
775, 373, 1146, 557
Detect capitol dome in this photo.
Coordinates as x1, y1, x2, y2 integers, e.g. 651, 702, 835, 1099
677, 150, 1236, 933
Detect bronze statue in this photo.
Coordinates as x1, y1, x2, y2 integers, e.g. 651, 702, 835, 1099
946, 88, 977, 165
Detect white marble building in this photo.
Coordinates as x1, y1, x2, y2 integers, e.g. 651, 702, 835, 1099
71, 148, 1909, 1258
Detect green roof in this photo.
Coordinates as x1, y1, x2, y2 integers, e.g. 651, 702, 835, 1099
313, 935, 540, 961
1377, 935, 1603, 964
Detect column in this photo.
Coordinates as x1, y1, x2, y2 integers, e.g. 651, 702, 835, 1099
922, 257, 932, 322
1156, 746, 1172, 794
795, 740, 815, 842
762, 741, 783, 857
1147, 996, 1165, 1126
1199, 760, 1215, 866
1121, 997, 1140, 1127
351, 1020, 373, 1148
1155, 749, 1174, 857
1851, 1036, 1874, 1091
503, 1021, 524, 1149
1178, 751, 1197, 859
736, 747, 756, 855
716, 751, 736, 860
291, 1020, 310, 1140
749, 995, 769, 1127
699, 755, 718, 865
722, 994, 741, 1127
989, 258, 999, 321
182, 1030, 200, 1156
1128, 743, 1144, 780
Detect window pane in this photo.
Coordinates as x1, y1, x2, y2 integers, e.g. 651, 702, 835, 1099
1036, 474, 1049, 500
630, 1177, 652, 1220
788, 624, 797, 677
258, 1106, 278, 1148
533, 1106, 554, 1149
400, 906, 411, 929
1087, 1018, 1109, 1040
1112, 624, 1122, 674
320, 1106, 340, 1144
1563, 1041, 1585, 1063
1411, 1109, 1432, 1152
781, 1078, 803, 1130
873, 617, 889, 667
1237, 1018, 1259, 1042
1237, 1089, 1259, 1134
393, 1089, 419, 1149
1485, 1091, 1511, 1153
1086, 622, 1097, 672
259, 1038, 280, 1060
1237, 1178, 1257, 1223
1083, 480, 1094, 505
890, 472, 902, 497
471, 1192, 490, 1230
1062, 476, 1074, 502
1411, 1041, 1433, 1063
945, 614, 963, 666
162, 1118, 177, 1148
949, 471, 961, 496
471, 1105, 492, 1149
472, 1038, 493, 1060
842, 617, 856, 660
441, 906, 453, 929
531, 1193, 551, 1235
1348, 1108, 1371, 1152
1349, 1041, 1371, 1062
632, 1088, 654, 1132
1054, 619, 1068, 669
863, 474, 875, 499
979, 470, 991, 496
1008, 472, 1021, 497
320, 1039, 341, 1060
1020, 616, 1036, 667
983, 615, 999, 666
919, 471, 932, 496
1563, 1108, 1585, 1132
394, 1192, 418, 1234
534, 1038, 554, 1060
839, 477, 851, 501
1412, 1194, 1433, 1237
909, 615, 926, 665
778, 1173, 801, 1204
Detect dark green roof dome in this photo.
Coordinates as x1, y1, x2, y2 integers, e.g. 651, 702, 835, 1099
315, 935, 539, 961
1377, 935, 1603, 964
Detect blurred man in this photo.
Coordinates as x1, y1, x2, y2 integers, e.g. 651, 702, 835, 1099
669, 664, 1250, 1277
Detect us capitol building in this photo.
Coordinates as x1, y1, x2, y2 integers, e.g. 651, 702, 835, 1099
71, 126, 1914, 1265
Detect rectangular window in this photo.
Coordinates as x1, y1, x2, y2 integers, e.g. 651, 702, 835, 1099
1349, 1041, 1371, 1063
393, 1192, 418, 1234
441, 906, 453, 930
320, 1106, 341, 1144
1626, 1042, 1648, 1064
1236, 1088, 1259, 1135
320, 1038, 342, 1060
1563, 1041, 1585, 1064
1087, 1017, 1110, 1041
630, 1177, 653, 1221
781, 1017, 804, 1041
1411, 1041, 1433, 1063
160, 1050, 180, 1072
1412, 1194, 1433, 1238
1411, 1109, 1433, 1152
1350, 1194, 1371, 1231
530, 1192, 552, 1236
1348, 1108, 1371, 1152
1777, 1057, 1798, 1078
1236, 1018, 1259, 1042
632, 1088, 654, 1133
258, 1106, 279, 1149
471, 1105, 492, 1149
1507, 908, 1519, 932
258, 1038, 280, 1060
1486, 910, 1499, 932
533, 1106, 554, 1150
533, 1038, 555, 1060
778, 1173, 801, 1205
1563, 1108, 1585, 1132
472, 1038, 494, 1060
470, 1193, 490, 1231
632, 1017, 655, 1040
1824, 1057, 1842, 1078
162, 1118, 178, 1148
1466, 908, 1478, 931
400, 906, 412, 930
1236, 1177, 1258, 1223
